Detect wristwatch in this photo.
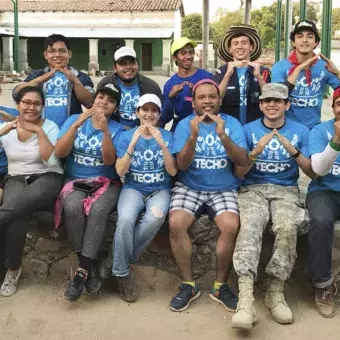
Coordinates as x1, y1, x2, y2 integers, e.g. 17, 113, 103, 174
292, 148, 301, 159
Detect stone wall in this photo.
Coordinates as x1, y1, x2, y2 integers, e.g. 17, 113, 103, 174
22, 210, 340, 286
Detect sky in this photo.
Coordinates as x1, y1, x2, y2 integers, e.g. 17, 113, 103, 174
182, 0, 340, 19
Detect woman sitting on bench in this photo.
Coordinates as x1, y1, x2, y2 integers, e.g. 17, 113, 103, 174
55, 83, 123, 302
0, 86, 63, 297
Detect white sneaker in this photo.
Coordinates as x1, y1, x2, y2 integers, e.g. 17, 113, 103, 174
1, 267, 22, 297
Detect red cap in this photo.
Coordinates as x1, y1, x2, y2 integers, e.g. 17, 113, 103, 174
333, 87, 340, 102
192, 79, 220, 96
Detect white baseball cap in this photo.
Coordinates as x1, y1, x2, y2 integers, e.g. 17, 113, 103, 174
114, 46, 137, 62
137, 94, 162, 111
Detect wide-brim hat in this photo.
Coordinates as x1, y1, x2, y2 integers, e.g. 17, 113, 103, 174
218, 24, 262, 62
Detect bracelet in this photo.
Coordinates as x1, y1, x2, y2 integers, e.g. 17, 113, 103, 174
329, 139, 340, 152
291, 148, 301, 159
248, 153, 257, 162
126, 151, 133, 157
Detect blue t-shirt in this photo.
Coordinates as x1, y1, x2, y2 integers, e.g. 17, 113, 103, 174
115, 127, 174, 195
0, 106, 19, 175
58, 115, 123, 180
308, 119, 340, 193
272, 58, 340, 129
42, 71, 69, 128
172, 114, 247, 191
162, 69, 212, 125
117, 79, 140, 128
237, 67, 248, 125
243, 118, 309, 187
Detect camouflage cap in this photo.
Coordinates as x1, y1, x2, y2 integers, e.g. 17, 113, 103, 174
259, 83, 289, 100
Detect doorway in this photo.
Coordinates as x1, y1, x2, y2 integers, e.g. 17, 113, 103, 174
141, 43, 152, 71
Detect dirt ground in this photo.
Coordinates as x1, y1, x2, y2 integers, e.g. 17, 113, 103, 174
0, 265, 339, 340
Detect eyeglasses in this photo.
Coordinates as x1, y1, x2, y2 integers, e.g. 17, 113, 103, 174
20, 100, 43, 108
46, 48, 69, 55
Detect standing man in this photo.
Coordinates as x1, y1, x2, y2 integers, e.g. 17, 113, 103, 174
213, 25, 270, 125
231, 83, 313, 329
162, 37, 212, 130
272, 20, 340, 129
98, 46, 162, 128
13, 34, 94, 128
306, 88, 340, 318
168, 79, 248, 312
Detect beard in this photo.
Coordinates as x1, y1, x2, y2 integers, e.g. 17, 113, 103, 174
117, 74, 136, 84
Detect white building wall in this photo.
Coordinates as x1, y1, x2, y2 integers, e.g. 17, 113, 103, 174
1, 11, 176, 34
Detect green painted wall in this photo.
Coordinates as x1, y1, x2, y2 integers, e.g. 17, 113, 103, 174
27, 38, 46, 70
68, 38, 89, 70
134, 38, 162, 70
98, 39, 125, 70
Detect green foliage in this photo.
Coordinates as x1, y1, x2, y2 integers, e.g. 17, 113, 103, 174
209, 8, 244, 48
181, 2, 320, 49
333, 8, 340, 37
181, 13, 202, 41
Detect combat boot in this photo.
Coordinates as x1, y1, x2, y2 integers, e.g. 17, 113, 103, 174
265, 278, 293, 324
231, 276, 256, 330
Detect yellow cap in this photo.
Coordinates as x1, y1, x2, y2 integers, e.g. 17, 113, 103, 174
171, 37, 198, 55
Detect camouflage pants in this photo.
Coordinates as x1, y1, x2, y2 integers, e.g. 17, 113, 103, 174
233, 184, 308, 281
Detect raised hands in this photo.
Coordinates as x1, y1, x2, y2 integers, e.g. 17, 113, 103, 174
147, 125, 166, 147
95, 110, 109, 133
0, 119, 19, 137
333, 120, 340, 144
190, 114, 206, 138
251, 130, 276, 158
320, 54, 340, 76
206, 114, 226, 138
169, 81, 194, 99
17, 118, 42, 134
275, 130, 297, 155
247, 61, 261, 78
71, 108, 93, 129
296, 54, 320, 71
54, 66, 80, 84
225, 60, 248, 78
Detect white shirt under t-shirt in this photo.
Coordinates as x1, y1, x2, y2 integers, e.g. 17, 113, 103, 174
0, 119, 63, 176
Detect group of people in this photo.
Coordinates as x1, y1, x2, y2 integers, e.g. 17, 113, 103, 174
0, 18, 339, 330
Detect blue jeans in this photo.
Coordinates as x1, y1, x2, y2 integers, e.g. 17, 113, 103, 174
112, 188, 171, 277
306, 190, 340, 288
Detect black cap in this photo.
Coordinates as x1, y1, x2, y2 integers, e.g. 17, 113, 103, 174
290, 20, 320, 43
95, 83, 121, 105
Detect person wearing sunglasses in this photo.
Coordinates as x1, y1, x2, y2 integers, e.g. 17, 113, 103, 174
231, 83, 315, 329
0, 86, 64, 297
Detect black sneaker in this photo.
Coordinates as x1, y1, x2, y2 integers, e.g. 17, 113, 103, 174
64, 269, 87, 302
210, 283, 238, 311
85, 265, 102, 297
117, 273, 138, 303
169, 283, 201, 312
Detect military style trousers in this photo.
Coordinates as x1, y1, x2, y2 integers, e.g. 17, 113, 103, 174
233, 184, 308, 281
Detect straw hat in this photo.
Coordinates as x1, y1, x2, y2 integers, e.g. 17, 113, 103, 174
217, 24, 262, 62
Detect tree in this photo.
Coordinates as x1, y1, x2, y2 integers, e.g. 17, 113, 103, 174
210, 8, 244, 48
181, 13, 202, 41
250, 2, 319, 48
333, 8, 340, 37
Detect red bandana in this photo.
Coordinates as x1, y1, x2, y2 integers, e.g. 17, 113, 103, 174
333, 87, 340, 101
288, 50, 317, 86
